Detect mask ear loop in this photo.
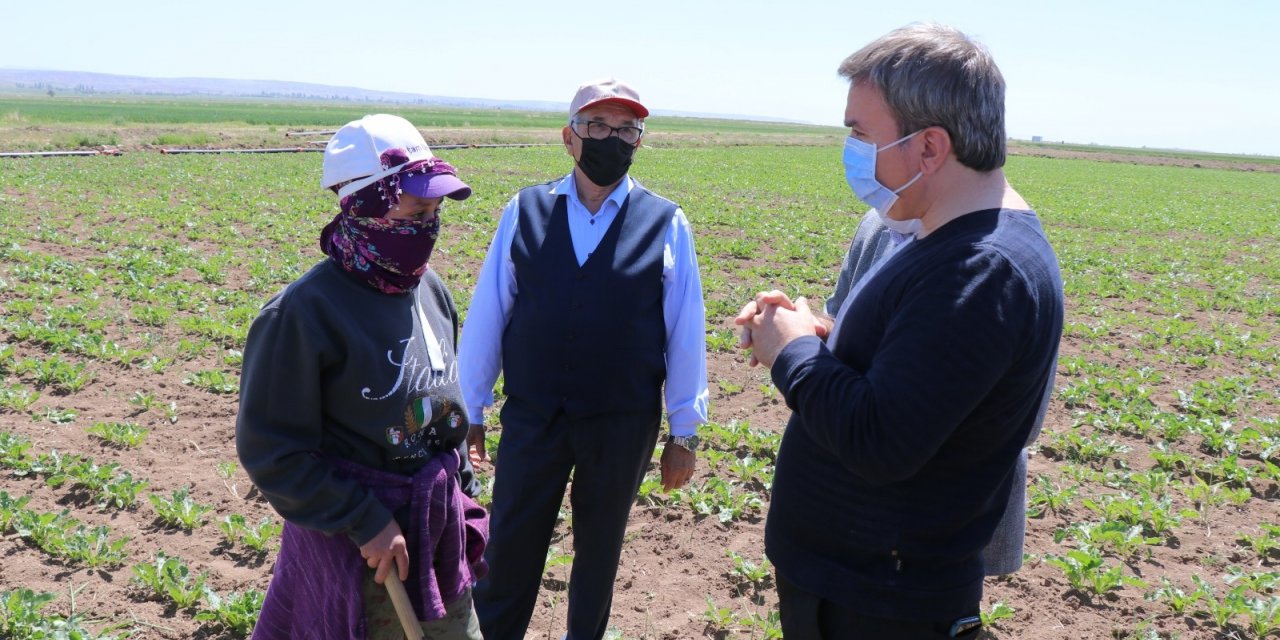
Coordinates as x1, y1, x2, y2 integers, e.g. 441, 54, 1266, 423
878, 129, 922, 153
880, 130, 925, 195
893, 171, 923, 195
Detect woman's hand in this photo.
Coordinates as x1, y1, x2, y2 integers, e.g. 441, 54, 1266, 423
360, 519, 409, 584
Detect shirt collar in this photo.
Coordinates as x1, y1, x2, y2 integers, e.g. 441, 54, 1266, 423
551, 173, 633, 212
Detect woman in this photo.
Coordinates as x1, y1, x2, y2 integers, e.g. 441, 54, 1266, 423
237, 114, 486, 639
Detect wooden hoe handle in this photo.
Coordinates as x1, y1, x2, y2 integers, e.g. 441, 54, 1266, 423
384, 572, 425, 640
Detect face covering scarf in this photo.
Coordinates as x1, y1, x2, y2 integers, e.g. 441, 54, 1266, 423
320, 155, 454, 294
576, 136, 636, 186
843, 131, 924, 237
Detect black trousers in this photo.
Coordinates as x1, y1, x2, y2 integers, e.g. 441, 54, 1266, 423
776, 571, 981, 640
473, 400, 660, 640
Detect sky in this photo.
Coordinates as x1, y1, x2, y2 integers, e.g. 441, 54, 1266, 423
3, 0, 1277, 156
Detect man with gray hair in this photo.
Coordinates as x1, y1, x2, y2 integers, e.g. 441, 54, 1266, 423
737, 24, 1063, 638
460, 78, 708, 640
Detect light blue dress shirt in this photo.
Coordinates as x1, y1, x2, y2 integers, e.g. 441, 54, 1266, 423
459, 173, 709, 436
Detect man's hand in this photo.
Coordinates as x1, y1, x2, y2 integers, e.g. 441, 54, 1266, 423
745, 296, 818, 368
734, 290, 797, 366
660, 441, 696, 492
814, 313, 835, 339
360, 519, 409, 585
467, 423, 488, 466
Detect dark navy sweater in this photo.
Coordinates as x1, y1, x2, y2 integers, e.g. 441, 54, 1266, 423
765, 208, 1063, 621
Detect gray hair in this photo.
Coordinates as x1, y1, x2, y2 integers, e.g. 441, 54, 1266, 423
839, 23, 1006, 171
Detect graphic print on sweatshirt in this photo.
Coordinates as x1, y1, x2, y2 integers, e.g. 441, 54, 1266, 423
385, 396, 466, 461
360, 329, 465, 462
361, 334, 459, 402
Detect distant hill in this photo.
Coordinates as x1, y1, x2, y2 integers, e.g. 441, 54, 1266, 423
0, 68, 801, 123
0, 68, 565, 110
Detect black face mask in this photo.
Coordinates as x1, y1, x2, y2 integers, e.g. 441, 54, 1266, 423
576, 136, 636, 187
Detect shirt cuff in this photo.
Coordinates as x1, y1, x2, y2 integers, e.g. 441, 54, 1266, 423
349, 505, 395, 547
667, 415, 704, 438
770, 335, 826, 397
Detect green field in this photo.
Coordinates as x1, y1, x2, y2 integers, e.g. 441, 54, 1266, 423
0, 95, 844, 144
1, 111, 1278, 638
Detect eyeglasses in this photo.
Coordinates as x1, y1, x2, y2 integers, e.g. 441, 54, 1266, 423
570, 119, 644, 145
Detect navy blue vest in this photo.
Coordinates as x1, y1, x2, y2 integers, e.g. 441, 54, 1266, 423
502, 180, 673, 420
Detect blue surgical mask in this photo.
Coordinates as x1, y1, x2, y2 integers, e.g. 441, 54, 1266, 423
843, 131, 923, 235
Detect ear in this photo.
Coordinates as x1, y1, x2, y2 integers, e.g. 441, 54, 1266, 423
562, 125, 573, 151
917, 126, 952, 176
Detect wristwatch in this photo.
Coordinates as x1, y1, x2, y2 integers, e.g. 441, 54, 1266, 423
667, 434, 700, 452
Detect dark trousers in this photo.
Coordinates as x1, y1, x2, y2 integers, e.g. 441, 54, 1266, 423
473, 400, 660, 640
776, 571, 980, 640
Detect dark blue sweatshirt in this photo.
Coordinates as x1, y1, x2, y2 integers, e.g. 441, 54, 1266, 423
765, 208, 1063, 621
236, 260, 477, 546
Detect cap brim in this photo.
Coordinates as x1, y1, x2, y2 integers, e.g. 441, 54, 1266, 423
578, 97, 649, 119
401, 172, 473, 201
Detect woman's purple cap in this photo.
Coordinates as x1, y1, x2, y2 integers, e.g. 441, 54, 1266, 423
401, 170, 472, 201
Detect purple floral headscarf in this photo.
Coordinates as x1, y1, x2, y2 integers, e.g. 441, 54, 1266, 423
320, 150, 459, 294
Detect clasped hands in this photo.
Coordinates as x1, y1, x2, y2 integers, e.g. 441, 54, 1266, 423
734, 290, 831, 368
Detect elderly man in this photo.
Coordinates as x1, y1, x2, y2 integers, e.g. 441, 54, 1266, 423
460, 78, 709, 640
738, 24, 1063, 638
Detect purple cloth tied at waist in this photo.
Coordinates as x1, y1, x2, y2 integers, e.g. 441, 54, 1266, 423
252, 450, 488, 639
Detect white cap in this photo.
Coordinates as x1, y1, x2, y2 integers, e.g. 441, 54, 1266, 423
322, 114, 435, 198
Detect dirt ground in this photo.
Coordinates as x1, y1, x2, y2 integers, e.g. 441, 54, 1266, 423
0, 123, 838, 155
3, 313, 1271, 640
